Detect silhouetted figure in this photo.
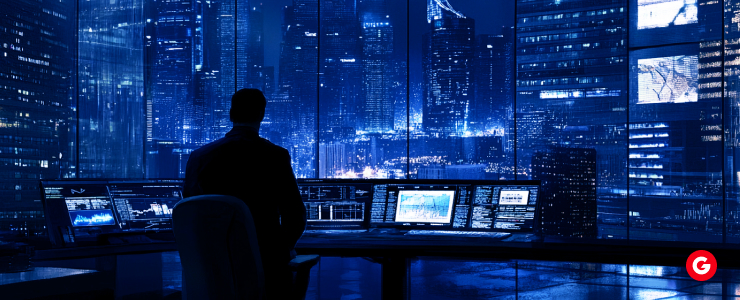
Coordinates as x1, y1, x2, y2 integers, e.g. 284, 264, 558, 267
184, 88, 307, 298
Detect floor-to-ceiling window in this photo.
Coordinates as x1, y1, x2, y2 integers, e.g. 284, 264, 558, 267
10, 0, 740, 244
410, 0, 516, 182
517, 0, 629, 239
628, 0, 723, 242
79, 0, 145, 179
318, 0, 408, 179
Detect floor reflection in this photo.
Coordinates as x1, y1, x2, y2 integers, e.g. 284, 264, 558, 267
408, 259, 740, 300
149, 252, 740, 299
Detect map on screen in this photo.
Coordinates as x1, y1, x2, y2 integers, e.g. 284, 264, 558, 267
637, 55, 698, 104
395, 190, 455, 224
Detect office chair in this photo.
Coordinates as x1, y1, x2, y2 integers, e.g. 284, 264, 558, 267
173, 194, 319, 300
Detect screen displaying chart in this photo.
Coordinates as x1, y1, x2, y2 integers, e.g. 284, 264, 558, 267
395, 190, 455, 224
64, 196, 117, 227
68, 210, 116, 227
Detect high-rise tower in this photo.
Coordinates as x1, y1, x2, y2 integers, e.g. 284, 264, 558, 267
361, 0, 394, 133
532, 146, 598, 238
422, 0, 474, 136
0, 0, 76, 233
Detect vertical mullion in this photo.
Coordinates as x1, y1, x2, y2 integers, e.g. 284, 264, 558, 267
316, 0, 321, 178
141, 0, 146, 178
722, 0, 727, 244
75, 0, 80, 178
406, 0, 410, 180
235, 0, 238, 93
514, 0, 518, 180
626, 0, 631, 243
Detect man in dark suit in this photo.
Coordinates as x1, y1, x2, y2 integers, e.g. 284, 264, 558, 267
183, 88, 307, 298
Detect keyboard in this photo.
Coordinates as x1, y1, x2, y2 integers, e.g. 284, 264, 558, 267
404, 230, 511, 239
304, 229, 368, 234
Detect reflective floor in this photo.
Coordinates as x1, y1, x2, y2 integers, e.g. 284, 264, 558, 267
25, 251, 740, 299
311, 257, 740, 299
408, 259, 740, 299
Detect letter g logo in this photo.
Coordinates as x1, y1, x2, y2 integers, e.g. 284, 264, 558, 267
687, 250, 716, 281
692, 256, 709, 275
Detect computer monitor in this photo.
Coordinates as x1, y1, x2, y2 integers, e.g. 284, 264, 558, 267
369, 180, 540, 232
41, 179, 184, 247
107, 181, 183, 231
394, 189, 456, 225
471, 184, 539, 232
367, 182, 465, 228
41, 181, 120, 246
298, 179, 372, 230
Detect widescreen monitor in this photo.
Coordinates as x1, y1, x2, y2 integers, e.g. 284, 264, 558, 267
41, 179, 184, 247
298, 180, 372, 230
369, 180, 540, 232
394, 189, 456, 225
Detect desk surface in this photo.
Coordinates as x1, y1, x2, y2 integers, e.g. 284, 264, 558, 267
28, 230, 740, 269
296, 231, 740, 268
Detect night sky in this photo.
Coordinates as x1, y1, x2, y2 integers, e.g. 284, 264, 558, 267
260, 0, 515, 83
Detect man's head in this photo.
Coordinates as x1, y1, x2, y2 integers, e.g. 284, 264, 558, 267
230, 88, 266, 125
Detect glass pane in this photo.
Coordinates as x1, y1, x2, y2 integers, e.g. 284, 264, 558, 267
145, 0, 235, 178
628, 0, 724, 242
258, 0, 319, 178
629, 43, 723, 242
317, 0, 408, 179
0, 0, 76, 234
410, 0, 516, 180
79, 0, 144, 179
516, 0, 629, 239
727, 0, 740, 243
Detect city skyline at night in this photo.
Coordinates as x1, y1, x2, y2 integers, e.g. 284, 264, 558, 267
4, 0, 740, 244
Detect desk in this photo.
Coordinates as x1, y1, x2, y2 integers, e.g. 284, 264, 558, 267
296, 232, 740, 267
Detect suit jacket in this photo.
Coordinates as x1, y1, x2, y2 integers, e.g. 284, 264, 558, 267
183, 126, 307, 272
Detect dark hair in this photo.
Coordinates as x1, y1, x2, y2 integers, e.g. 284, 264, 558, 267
230, 88, 266, 123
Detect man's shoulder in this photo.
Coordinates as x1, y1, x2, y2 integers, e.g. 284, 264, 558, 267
192, 134, 288, 157
190, 138, 226, 158
259, 137, 291, 158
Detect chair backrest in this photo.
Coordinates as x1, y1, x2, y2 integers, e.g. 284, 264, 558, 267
173, 194, 265, 300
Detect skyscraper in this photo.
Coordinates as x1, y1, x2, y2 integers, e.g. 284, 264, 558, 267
725, 0, 740, 239
217, 0, 237, 139
279, 0, 319, 177
532, 146, 598, 238
240, 2, 265, 90
627, 0, 723, 241
146, 0, 245, 177
473, 29, 514, 133
516, 0, 629, 237
0, 0, 76, 233
361, 0, 394, 133
319, 0, 363, 141
151, 0, 197, 143
422, 0, 474, 136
